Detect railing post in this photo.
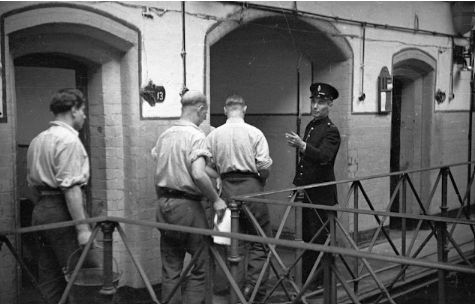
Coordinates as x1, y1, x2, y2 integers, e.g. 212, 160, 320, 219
437, 168, 449, 304
323, 211, 336, 304
295, 190, 303, 288
100, 221, 117, 297
401, 174, 407, 281
352, 182, 359, 294
228, 200, 241, 304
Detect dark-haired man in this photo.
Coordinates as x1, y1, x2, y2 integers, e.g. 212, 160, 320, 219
286, 83, 341, 286
27, 88, 99, 303
152, 90, 227, 304
207, 94, 273, 302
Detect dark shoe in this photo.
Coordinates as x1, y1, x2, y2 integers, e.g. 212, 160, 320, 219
242, 285, 267, 303
242, 285, 253, 301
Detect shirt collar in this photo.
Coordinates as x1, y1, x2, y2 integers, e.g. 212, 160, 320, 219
226, 117, 245, 124
49, 121, 79, 137
175, 119, 205, 133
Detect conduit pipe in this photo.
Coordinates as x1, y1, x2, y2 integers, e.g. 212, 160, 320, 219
226, 1, 466, 39
181, 1, 187, 92
296, 54, 302, 165
449, 37, 455, 100
359, 24, 366, 101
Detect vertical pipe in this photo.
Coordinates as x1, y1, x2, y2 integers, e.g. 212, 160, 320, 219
181, 1, 187, 90
295, 54, 303, 288
353, 182, 359, 294
437, 168, 449, 304
359, 24, 366, 100
100, 221, 117, 296
449, 37, 455, 100
296, 58, 301, 168
228, 200, 241, 304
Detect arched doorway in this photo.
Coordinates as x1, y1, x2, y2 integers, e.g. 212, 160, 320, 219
390, 49, 436, 228
2, 3, 142, 294
206, 13, 352, 234
14, 52, 94, 294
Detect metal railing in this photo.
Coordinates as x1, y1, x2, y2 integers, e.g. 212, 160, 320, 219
231, 161, 475, 304
1, 161, 475, 304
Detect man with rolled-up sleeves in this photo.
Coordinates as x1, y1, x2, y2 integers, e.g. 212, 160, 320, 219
27, 88, 100, 304
152, 90, 227, 304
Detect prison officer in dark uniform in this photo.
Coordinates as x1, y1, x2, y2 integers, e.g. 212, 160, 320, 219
285, 82, 341, 285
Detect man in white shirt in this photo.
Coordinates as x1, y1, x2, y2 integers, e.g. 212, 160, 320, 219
207, 94, 273, 302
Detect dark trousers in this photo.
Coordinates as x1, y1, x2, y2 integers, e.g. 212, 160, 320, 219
301, 189, 337, 284
156, 196, 210, 304
221, 175, 273, 299
31, 195, 100, 304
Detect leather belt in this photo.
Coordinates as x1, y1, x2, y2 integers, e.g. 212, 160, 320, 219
160, 187, 203, 201
35, 186, 63, 196
221, 171, 260, 180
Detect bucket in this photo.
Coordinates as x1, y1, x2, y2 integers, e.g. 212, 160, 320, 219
64, 250, 120, 304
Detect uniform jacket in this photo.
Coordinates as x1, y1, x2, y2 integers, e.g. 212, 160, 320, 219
293, 116, 340, 206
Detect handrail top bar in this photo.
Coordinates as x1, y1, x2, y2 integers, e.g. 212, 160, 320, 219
2, 216, 475, 275
233, 160, 475, 198
3, 197, 472, 237
230, 196, 475, 225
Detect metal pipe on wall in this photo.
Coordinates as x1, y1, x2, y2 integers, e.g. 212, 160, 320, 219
181, 1, 187, 92
296, 54, 302, 167
359, 24, 366, 101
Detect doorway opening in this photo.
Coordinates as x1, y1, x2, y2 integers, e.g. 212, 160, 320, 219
207, 14, 352, 238
390, 50, 436, 229
14, 53, 92, 288
4, 3, 141, 293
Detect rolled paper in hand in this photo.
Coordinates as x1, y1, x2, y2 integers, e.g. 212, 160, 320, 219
213, 208, 231, 245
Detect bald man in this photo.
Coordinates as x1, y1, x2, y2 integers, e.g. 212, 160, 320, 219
152, 90, 227, 304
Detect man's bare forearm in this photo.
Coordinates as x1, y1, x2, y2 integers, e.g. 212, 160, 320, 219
63, 185, 90, 233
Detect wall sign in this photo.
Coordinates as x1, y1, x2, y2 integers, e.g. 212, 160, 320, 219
140, 80, 165, 107
140, 82, 182, 119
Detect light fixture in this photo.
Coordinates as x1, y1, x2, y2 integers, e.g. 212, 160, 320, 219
453, 44, 472, 71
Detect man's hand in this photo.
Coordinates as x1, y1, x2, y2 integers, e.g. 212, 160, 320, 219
216, 177, 222, 196
77, 227, 92, 247
213, 198, 227, 224
285, 132, 305, 150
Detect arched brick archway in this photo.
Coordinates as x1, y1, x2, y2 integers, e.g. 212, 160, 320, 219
1, 3, 142, 290
205, 10, 353, 235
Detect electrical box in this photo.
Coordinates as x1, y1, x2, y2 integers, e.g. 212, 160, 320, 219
378, 66, 393, 113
